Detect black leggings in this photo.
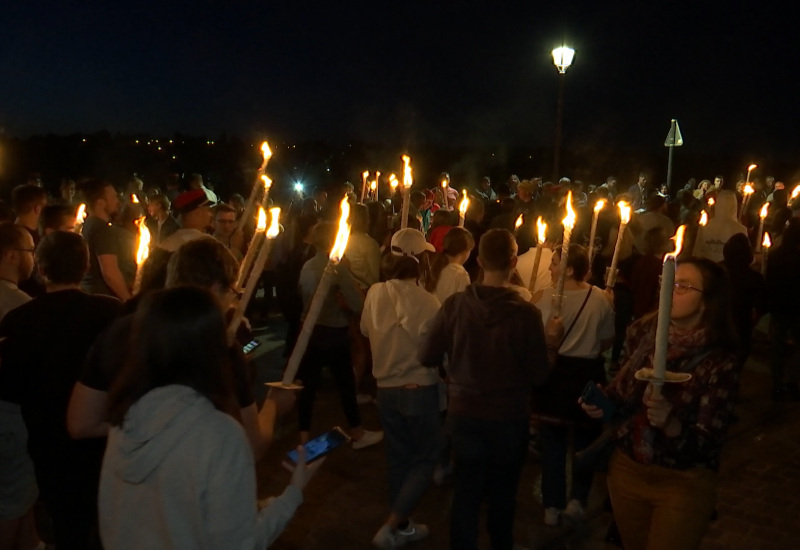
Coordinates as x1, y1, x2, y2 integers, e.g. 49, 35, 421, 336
296, 325, 361, 432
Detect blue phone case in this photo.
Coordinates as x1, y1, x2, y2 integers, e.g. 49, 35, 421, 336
287, 428, 349, 464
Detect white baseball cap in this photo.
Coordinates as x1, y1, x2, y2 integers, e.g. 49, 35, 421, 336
390, 228, 435, 259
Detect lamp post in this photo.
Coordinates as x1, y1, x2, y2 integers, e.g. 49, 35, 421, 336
551, 45, 575, 183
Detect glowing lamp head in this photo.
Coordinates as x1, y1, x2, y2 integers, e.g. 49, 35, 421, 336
266, 208, 281, 239
294, 182, 304, 193
261, 175, 272, 190
515, 215, 524, 230
402, 155, 412, 189
135, 217, 151, 267
330, 197, 351, 262
552, 46, 575, 74
763, 232, 772, 248
536, 216, 547, 243
699, 210, 708, 226
618, 201, 632, 224
760, 203, 769, 219
563, 191, 576, 229
594, 199, 605, 213
669, 225, 686, 260
458, 189, 470, 218
256, 206, 267, 232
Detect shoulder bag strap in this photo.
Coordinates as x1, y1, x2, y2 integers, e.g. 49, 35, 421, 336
558, 287, 594, 349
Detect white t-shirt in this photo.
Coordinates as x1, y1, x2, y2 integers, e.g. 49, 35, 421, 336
535, 285, 615, 358
159, 229, 212, 252
434, 263, 471, 304
0, 280, 31, 321
515, 246, 554, 294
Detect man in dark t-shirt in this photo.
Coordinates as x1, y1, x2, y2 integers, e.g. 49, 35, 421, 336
0, 232, 121, 550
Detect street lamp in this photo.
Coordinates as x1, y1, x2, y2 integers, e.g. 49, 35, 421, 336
551, 46, 575, 182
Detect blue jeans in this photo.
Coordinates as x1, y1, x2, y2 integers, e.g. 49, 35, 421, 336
539, 422, 599, 509
447, 414, 528, 550
376, 385, 442, 520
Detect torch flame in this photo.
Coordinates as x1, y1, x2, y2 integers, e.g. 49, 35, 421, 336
389, 174, 398, 189
537, 216, 547, 243
261, 175, 272, 190
131, 194, 139, 204
699, 210, 708, 226
441, 180, 447, 189
266, 207, 281, 239
563, 191, 576, 229
515, 215, 524, 230
261, 142, 272, 162
618, 201, 632, 224
329, 197, 351, 262
458, 189, 470, 218
747, 164, 758, 171
760, 202, 769, 219
76, 203, 87, 223
402, 155, 412, 189
370, 181, 377, 191
135, 217, 151, 267
743, 183, 754, 196
669, 225, 686, 259
763, 232, 772, 248
708, 197, 716, 206
256, 206, 267, 232
594, 199, 605, 213
791, 186, 800, 201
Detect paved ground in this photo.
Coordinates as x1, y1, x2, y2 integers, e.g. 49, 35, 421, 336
248, 315, 800, 550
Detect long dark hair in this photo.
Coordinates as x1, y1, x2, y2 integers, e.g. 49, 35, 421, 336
107, 287, 238, 427
679, 257, 737, 349
426, 227, 474, 292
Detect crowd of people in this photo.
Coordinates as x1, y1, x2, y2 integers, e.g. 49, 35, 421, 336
0, 165, 798, 550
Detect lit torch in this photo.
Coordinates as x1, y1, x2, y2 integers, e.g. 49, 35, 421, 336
374, 171, 381, 203
790, 186, 800, 206
360, 171, 369, 204
606, 201, 632, 287
707, 197, 715, 207
370, 181, 377, 202
699, 210, 708, 226
650, 225, 686, 396
514, 215, 524, 232
400, 156, 413, 229
235, 206, 268, 290
740, 183, 754, 221
458, 189, 469, 228
237, 141, 273, 232
528, 216, 548, 292
277, 198, 351, 388
756, 202, 769, 252
552, 191, 576, 318
389, 174, 399, 214
228, 207, 281, 342
441, 178, 450, 210
132, 216, 152, 294
588, 199, 605, 264
74, 203, 87, 234
762, 232, 771, 276
131, 194, 139, 204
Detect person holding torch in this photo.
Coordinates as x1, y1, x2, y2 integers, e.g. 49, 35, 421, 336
580, 258, 739, 550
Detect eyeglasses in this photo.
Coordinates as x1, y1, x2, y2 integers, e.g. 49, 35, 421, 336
673, 282, 704, 295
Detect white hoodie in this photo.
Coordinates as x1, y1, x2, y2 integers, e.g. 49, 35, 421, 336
99, 385, 302, 550
693, 190, 747, 262
361, 279, 441, 387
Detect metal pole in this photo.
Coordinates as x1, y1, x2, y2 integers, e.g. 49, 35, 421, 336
666, 144, 674, 198
553, 73, 565, 183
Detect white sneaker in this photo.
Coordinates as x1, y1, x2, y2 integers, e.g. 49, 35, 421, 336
562, 499, 585, 524
544, 507, 561, 526
372, 524, 397, 549
352, 430, 384, 450
396, 519, 429, 545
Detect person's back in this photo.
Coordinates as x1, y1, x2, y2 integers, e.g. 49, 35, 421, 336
693, 190, 746, 262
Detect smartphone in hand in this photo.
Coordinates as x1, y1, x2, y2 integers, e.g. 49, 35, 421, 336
581, 381, 616, 420
287, 427, 350, 464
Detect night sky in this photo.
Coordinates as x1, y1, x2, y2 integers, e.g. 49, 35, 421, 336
2, 3, 798, 177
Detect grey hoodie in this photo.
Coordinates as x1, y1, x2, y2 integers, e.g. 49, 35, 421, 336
99, 385, 302, 550
693, 190, 747, 262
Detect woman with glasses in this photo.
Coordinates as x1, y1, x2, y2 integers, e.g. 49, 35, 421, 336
581, 258, 739, 550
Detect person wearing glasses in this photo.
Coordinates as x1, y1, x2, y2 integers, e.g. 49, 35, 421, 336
212, 203, 244, 261
580, 257, 739, 550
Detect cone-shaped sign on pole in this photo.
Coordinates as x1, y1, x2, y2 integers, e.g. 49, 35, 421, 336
664, 119, 684, 147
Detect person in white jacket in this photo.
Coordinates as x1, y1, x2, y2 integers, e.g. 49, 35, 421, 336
693, 190, 747, 262
99, 287, 321, 550
361, 229, 442, 549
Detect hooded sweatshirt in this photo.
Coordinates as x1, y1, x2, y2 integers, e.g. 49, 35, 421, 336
361, 279, 441, 387
99, 385, 302, 550
419, 284, 551, 420
693, 190, 747, 262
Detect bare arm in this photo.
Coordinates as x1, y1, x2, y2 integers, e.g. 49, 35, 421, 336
98, 254, 132, 301
67, 383, 111, 439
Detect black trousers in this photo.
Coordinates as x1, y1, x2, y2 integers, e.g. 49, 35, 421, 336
296, 325, 361, 432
